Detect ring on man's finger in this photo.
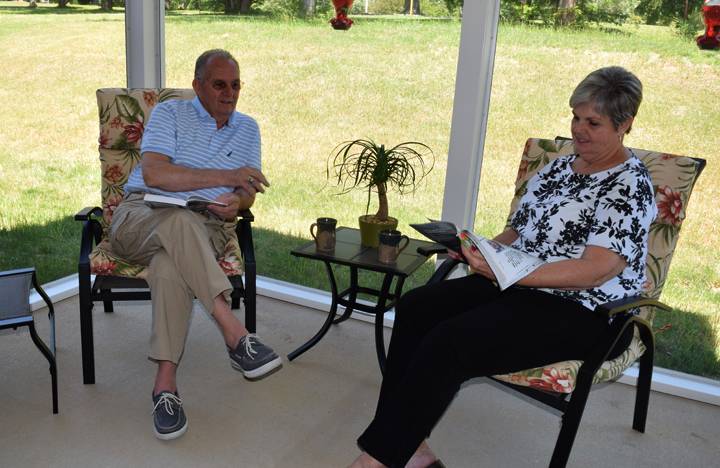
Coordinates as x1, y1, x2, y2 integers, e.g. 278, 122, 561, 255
248, 176, 255, 184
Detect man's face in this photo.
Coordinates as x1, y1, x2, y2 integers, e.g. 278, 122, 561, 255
192, 57, 241, 126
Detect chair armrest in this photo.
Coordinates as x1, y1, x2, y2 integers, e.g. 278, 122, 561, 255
238, 208, 254, 222
234, 210, 255, 267
426, 257, 461, 285
595, 295, 671, 319
75, 206, 102, 221
76, 207, 103, 265
416, 244, 448, 257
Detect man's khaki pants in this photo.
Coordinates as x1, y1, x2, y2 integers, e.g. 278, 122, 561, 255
109, 193, 236, 364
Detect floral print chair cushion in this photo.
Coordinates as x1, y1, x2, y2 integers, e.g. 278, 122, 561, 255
89, 88, 244, 279
491, 138, 704, 393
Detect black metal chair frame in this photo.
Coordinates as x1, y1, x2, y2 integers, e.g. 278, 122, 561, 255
75, 207, 256, 385
0, 267, 58, 414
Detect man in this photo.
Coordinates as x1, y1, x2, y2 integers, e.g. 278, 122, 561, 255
109, 49, 282, 440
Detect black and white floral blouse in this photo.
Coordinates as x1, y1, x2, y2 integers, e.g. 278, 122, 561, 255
510, 152, 657, 311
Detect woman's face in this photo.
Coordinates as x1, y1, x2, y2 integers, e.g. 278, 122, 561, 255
571, 101, 631, 162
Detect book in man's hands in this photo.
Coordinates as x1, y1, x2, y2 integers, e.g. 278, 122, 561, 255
143, 193, 228, 211
410, 220, 545, 291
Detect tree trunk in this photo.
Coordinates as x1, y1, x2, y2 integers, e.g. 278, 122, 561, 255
57, 0, 69, 7
403, 0, 421, 15
239, 0, 252, 14
101, 0, 113, 11
376, 183, 389, 221
224, 0, 240, 14
557, 0, 576, 26
684, 0, 689, 20
303, 0, 316, 17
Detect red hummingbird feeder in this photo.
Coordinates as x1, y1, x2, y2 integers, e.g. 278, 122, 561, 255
697, 0, 720, 50
331, 0, 354, 30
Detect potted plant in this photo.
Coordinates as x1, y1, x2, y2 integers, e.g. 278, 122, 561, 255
327, 138, 434, 247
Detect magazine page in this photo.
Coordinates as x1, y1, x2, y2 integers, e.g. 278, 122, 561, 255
460, 230, 545, 290
143, 193, 187, 208
186, 195, 227, 209
144, 193, 228, 211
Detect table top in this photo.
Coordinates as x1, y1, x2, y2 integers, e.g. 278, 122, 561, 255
291, 227, 439, 277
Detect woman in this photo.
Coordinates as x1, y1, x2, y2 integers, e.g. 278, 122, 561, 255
349, 66, 657, 468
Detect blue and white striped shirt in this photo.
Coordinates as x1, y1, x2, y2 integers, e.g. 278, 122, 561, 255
125, 96, 261, 201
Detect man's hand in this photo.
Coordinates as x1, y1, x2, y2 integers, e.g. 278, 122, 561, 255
208, 192, 243, 220
231, 167, 269, 194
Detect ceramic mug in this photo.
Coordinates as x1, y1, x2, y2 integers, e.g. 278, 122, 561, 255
378, 229, 410, 264
310, 217, 337, 252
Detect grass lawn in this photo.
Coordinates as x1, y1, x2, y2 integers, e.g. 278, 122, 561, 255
0, 1, 718, 378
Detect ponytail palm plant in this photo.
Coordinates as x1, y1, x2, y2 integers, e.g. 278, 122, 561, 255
327, 138, 434, 246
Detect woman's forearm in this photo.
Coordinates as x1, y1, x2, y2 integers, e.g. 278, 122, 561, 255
516, 245, 626, 290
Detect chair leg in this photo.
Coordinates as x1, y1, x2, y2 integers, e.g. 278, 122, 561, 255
102, 290, 114, 313
244, 268, 256, 334
549, 384, 592, 468
244, 288, 256, 334
28, 322, 58, 414
78, 266, 96, 385
633, 345, 654, 432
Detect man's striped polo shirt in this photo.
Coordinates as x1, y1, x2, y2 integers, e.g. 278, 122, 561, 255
125, 96, 261, 201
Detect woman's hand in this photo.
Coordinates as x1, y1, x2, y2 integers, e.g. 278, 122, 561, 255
446, 248, 465, 262
460, 242, 496, 281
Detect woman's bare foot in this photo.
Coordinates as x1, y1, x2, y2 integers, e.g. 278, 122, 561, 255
405, 441, 438, 468
348, 452, 386, 468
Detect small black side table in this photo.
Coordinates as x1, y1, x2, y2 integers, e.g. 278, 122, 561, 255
288, 227, 440, 374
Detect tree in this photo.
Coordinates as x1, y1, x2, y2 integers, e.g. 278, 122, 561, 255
101, 0, 113, 10
57, 0, 70, 7
303, 0, 316, 17
557, 0, 576, 25
223, 0, 253, 14
403, 0, 421, 15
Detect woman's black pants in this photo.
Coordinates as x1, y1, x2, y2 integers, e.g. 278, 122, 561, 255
357, 274, 630, 467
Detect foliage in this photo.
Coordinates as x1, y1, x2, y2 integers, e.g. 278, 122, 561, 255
254, 0, 303, 17
500, 0, 637, 27
636, 0, 704, 25
327, 139, 434, 221
444, 0, 462, 15
673, 6, 705, 39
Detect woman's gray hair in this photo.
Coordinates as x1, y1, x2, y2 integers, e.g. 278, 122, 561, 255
569, 66, 643, 133
194, 49, 239, 82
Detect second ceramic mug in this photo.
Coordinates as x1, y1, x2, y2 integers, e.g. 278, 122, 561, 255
378, 229, 409, 264
310, 217, 337, 252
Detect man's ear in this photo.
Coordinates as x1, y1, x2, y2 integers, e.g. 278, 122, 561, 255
192, 78, 200, 93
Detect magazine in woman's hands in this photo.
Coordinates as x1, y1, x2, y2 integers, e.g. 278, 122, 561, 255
410, 220, 545, 290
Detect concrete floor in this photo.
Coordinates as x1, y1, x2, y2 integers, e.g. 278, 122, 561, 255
1, 294, 719, 468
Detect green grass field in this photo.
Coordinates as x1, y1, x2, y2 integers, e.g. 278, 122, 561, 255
0, 2, 718, 377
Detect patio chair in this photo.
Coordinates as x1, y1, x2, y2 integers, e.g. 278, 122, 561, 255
0, 267, 57, 414
423, 137, 706, 467
75, 88, 257, 385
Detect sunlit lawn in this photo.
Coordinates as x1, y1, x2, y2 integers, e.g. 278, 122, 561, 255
0, 2, 718, 377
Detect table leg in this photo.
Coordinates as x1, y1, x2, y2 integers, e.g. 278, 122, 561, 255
374, 273, 396, 375
333, 266, 358, 324
287, 261, 341, 361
